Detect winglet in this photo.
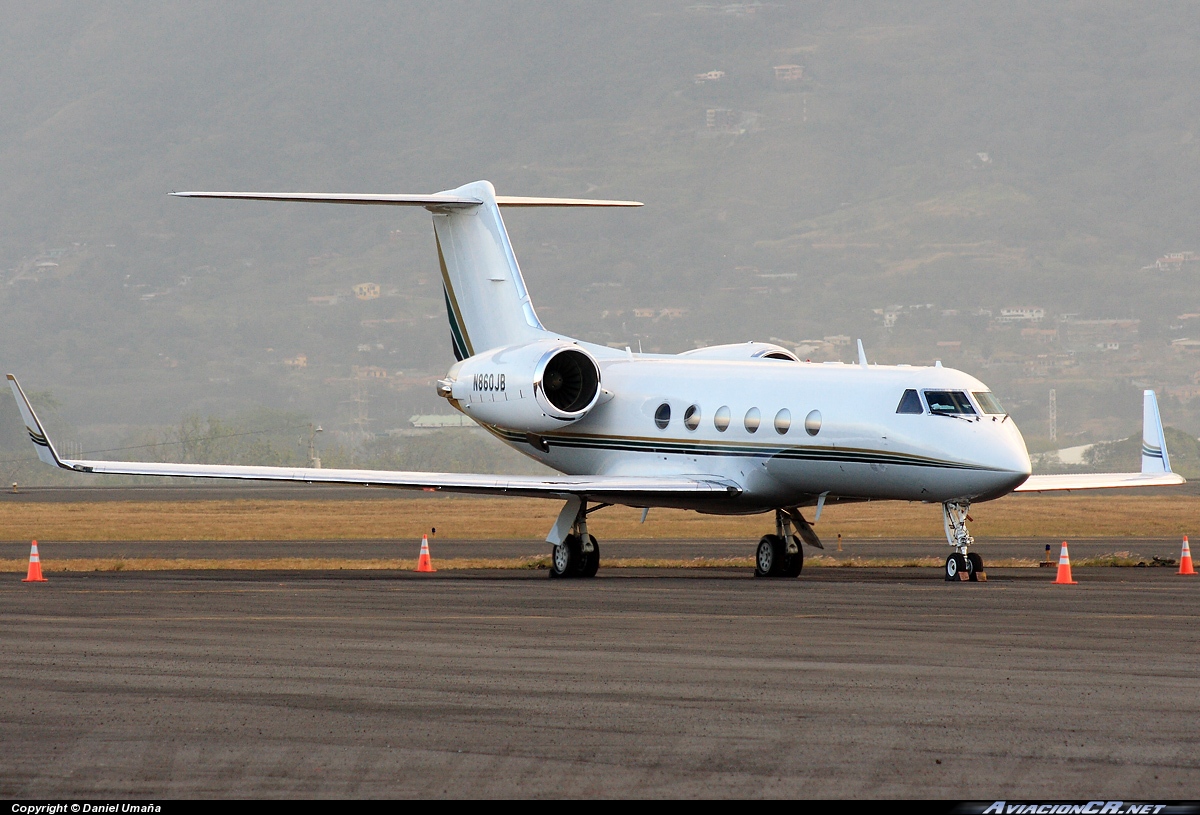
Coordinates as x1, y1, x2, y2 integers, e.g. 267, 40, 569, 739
857, 339, 868, 368
6, 375, 65, 468
1142, 390, 1172, 474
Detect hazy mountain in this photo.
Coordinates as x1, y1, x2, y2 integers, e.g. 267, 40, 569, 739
2, 2, 1199, 479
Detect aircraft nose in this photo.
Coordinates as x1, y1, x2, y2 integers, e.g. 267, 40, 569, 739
990, 421, 1032, 491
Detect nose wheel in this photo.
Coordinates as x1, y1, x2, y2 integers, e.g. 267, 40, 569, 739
943, 502, 987, 582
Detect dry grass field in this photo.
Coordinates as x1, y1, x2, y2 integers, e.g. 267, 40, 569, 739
0, 492, 1194, 542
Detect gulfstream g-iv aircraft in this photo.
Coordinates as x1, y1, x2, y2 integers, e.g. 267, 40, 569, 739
8, 180, 1186, 581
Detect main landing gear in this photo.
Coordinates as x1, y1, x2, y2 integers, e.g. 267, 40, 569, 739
549, 498, 603, 579
943, 500, 985, 582
754, 509, 810, 578
550, 533, 600, 578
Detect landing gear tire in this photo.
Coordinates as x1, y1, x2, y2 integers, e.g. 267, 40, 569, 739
549, 534, 599, 579
782, 538, 804, 577
755, 535, 787, 578
945, 553, 968, 582
966, 552, 983, 582
580, 536, 600, 578
550, 535, 582, 578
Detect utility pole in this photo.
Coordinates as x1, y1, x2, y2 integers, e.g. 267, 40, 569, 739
1048, 388, 1057, 443
307, 423, 322, 468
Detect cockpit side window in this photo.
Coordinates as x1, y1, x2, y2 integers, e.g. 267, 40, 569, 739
896, 389, 924, 414
972, 391, 1006, 414
924, 390, 977, 416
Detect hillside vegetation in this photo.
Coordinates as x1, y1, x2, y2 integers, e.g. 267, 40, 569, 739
2, 3, 1200, 478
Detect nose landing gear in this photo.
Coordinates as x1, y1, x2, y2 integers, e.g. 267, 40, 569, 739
943, 501, 986, 582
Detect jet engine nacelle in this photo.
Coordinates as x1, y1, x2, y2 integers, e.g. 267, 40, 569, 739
443, 340, 602, 432
679, 342, 799, 362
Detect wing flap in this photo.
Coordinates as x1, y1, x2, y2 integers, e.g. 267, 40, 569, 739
58, 457, 740, 499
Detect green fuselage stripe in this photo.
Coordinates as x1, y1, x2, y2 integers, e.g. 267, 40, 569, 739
435, 230, 473, 357
490, 427, 995, 472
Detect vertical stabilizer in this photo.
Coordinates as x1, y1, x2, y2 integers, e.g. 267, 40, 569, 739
432, 181, 548, 358
1141, 390, 1172, 474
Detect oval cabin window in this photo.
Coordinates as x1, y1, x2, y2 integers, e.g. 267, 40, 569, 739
684, 404, 701, 431
805, 409, 822, 436
774, 408, 791, 434
744, 407, 761, 433
713, 406, 731, 432
654, 403, 671, 429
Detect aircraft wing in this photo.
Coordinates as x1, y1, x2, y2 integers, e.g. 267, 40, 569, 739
1013, 472, 1185, 492
1013, 390, 1186, 492
6, 375, 738, 503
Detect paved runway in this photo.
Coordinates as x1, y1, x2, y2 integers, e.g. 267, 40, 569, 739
1, 565, 1197, 797
3, 537, 1188, 564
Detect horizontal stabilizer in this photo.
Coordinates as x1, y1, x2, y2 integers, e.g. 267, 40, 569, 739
171, 190, 642, 209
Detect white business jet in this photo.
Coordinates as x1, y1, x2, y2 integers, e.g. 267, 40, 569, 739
7, 180, 1185, 581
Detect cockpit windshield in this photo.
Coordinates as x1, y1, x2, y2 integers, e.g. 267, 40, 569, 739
924, 390, 977, 416
972, 391, 1006, 414
896, 389, 924, 414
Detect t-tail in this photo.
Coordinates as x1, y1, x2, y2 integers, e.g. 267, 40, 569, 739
433, 181, 548, 359
170, 181, 642, 360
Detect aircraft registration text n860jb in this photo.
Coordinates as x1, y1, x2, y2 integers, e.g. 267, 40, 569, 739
7, 180, 1185, 581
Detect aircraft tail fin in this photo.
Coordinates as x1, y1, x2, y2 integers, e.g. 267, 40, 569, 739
1141, 390, 1172, 474
173, 182, 642, 360
431, 181, 548, 359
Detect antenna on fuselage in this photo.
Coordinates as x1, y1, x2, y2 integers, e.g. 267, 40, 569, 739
856, 339, 868, 369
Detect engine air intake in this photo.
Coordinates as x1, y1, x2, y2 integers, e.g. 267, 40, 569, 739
539, 349, 600, 414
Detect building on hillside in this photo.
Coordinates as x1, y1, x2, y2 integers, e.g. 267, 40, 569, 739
1063, 318, 1140, 346
352, 365, 388, 379
706, 108, 736, 129
284, 354, 307, 369
694, 70, 725, 83
773, 64, 804, 81
1150, 252, 1196, 271
997, 307, 1045, 323
353, 282, 380, 300
1021, 327, 1058, 344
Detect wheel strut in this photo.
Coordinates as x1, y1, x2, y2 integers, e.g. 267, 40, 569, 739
942, 500, 985, 582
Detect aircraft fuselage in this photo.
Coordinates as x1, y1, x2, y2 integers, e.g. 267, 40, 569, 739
460, 353, 1032, 513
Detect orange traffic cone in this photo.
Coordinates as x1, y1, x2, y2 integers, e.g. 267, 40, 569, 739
1179, 535, 1196, 576
1053, 541, 1077, 585
416, 534, 435, 573
22, 540, 47, 583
